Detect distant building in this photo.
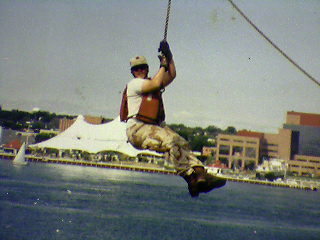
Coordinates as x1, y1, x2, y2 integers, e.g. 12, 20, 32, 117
283, 111, 320, 176
202, 146, 216, 157
285, 111, 320, 127
0, 127, 35, 147
283, 111, 320, 157
289, 155, 320, 177
215, 128, 293, 170
213, 111, 320, 176
260, 129, 292, 161
59, 115, 105, 132
3, 139, 23, 154
215, 133, 260, 169
59, 118, 76, 132
83, 115, 105, 125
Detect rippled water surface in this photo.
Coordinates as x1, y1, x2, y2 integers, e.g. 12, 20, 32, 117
0, 160, 319, 240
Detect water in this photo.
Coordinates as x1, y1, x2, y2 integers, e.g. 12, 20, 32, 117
0, 160, 319, 240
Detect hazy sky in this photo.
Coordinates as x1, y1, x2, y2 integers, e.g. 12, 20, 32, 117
1, 0, 319, 132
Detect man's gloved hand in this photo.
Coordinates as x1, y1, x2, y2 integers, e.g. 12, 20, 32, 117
158, 54, 168, 71
158, 40, 172, 63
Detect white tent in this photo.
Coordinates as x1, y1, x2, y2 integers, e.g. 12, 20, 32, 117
31, 115, 161, 157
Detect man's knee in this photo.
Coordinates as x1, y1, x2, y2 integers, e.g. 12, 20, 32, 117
169, 144, 182, 160
141, 138, 163, 151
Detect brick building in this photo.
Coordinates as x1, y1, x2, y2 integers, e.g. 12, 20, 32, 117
202, 146, 216, 157
215, 134, 260, 169
59, 115, 105, 132
214, 128, 293, 170
212, 111, 320, 176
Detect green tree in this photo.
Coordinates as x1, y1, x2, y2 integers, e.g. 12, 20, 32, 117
205, 125, 222, 137
224, 126, 237, 135
35, 133, 56, 143
32, 122, 45, 131
189, 135, 209, 152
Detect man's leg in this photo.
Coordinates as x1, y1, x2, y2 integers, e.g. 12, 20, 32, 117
126, 122, 226, 197
126, 122, 202, 172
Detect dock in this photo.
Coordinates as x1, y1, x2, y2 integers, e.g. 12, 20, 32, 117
223, 176, 318, 191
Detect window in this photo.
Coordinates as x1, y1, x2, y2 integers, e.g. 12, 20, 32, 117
220, 138, 230, 142
219, 145, 230, 155
296, 158, 307, 162
233, 146, 243, 156
245, 147, 256, 158
219, 157, 228, 166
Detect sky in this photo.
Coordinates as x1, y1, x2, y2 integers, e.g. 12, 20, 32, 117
0, 0, 319, 133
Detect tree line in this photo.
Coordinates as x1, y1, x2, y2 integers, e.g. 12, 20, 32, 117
0, 108, 237, 151
0, 109, 76, 131
168, 124, 237, 151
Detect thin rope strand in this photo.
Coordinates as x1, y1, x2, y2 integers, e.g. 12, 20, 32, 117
227, 0, 320, 87
164, 0, 171, 40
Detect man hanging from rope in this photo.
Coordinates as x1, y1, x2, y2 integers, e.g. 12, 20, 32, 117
120, 41, 226, 197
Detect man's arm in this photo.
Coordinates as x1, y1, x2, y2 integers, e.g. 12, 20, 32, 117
141, 58, 176, 93
162, 58, 176, 87
141, 40, 176, 93
141, 66, 167, 93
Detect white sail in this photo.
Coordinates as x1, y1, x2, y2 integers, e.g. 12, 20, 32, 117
13, 142, 28, 165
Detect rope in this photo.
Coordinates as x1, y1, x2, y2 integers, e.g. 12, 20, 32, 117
227, 0, 320, 88
163, 0, 171, 40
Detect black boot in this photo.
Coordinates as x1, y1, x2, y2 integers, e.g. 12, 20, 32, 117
182, 167, 206, 197
199, 169, 227, 193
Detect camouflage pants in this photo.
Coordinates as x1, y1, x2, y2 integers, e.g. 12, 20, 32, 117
126, 121, 204, 175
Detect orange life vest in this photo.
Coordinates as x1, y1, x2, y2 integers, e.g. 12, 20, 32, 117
120, 86, 165, 125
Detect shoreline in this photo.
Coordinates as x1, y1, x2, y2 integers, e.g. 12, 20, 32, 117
1, 152, 318, 191
1, 152, 176, 175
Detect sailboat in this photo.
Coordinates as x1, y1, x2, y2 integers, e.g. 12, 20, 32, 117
13, 142, 28, 166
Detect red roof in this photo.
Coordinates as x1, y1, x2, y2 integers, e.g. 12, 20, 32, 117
208, 160, 228, 169
237, 130, 264, 139
287, 111, 320, 127
4, 140, 23, 150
